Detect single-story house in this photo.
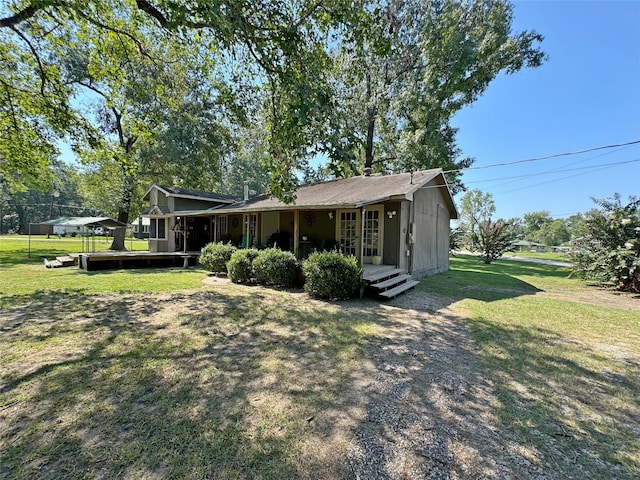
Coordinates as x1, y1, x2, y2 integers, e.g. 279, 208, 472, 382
142, 169, 458, 279
510, 240, 547, 253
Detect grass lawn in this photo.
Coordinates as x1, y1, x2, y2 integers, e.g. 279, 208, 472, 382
0, 235, 205, 308
0, 235, 149, 265
505, 250, 570, 262
418, 255, 640, 478
0, 247, 638, 478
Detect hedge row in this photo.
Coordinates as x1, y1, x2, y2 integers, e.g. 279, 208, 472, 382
199, 243, 363, 299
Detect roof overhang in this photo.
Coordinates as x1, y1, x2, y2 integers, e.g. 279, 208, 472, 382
142, 184, 236, 204
37, 217, 127, 228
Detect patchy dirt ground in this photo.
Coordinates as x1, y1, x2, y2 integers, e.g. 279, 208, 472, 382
2, 278, 637, 479
337, 292, 553, 479
304, 286, 639, 479
537, 288, 640, 312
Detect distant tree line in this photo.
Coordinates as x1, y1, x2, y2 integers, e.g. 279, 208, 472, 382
456, 189, 640, 292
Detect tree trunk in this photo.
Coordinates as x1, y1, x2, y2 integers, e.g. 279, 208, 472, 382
109, 175, 134, 251
364, 106, 376, 171
363, 68, 376, 172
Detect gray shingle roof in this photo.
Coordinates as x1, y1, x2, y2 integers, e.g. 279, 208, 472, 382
142, 169, 458, 219
142, 205, 171, 215
218, 169, 453, 214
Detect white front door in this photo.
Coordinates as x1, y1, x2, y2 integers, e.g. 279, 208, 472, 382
362, 206, 384, 263
337, 210, 360, 257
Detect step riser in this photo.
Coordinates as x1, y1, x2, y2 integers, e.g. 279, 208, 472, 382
364, 268, 417, 299
379, 280, 419, 299
369, 274, 413, 291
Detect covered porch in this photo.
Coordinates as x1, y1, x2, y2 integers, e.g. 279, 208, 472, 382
206, 201, 406, 265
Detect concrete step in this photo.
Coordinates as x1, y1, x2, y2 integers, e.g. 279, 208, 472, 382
378, 280, 420, 299
363, 268, 405, 283
370, 274, 413, 290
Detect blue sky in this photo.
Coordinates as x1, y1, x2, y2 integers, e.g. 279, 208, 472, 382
451, 0, 640, 219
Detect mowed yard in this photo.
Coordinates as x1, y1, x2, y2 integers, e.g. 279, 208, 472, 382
1, 236, 638, 479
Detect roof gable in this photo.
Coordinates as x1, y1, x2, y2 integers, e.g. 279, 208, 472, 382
142, 184, 237, 203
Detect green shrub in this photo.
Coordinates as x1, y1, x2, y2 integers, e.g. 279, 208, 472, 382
227, 248, 260, 284
199, 242, 237, 274
253, 248, 299, 288
302, 251, 363, 300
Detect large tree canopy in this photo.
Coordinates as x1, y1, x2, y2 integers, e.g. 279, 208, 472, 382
0, 0, 362, 198
1, 0, 546, 248
1, 0, 357, 247
325, 0, 546, 192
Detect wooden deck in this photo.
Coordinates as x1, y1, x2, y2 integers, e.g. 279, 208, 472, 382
78, 251, 200, 271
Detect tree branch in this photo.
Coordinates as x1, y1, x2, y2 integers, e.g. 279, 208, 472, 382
70, 7, 150, 59
76, 80, 108, 101
135, 0, 169, 29
135, 0, 208, 30
2, 86, 20, 132
9, 26, 48, 95
0, 2, 48, 28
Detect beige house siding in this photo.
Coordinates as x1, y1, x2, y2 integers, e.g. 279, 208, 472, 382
410, 185, 451, 279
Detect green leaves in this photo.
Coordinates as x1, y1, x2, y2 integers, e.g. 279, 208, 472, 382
2, 0, 546, 215
570, 195, 640, 291
325, 0, 545, 190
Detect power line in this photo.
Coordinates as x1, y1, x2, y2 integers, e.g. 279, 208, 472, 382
486, 143, 638, 190
493, 163, 612, 196
464, 158, 640, 185
443, 139, 640, 174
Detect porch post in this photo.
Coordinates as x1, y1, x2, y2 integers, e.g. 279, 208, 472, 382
245, 214, 249, 247
293, 209, 300, 257
360, 207, 366, 263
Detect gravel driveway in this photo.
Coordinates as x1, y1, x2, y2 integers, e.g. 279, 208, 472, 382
339, 291, 553, 479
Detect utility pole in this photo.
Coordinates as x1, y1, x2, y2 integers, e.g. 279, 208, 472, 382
48, 190, 59, 220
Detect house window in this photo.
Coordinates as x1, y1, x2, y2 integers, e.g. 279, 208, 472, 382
250, 214, 258, 245
149, 218, 167, 240
142, 224, 149, 234
219, 216, 228, 236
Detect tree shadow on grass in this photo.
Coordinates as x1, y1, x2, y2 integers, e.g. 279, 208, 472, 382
467, 317, 640, 478
3, 271, 634, 479
412, 264, 543, 308
0, 289, 383, 479
340, 301, 639, 479
341, 256, 636, 478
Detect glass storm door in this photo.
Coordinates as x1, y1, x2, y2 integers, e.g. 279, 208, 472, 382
362, 206, 383, 263
338, 210, 359, 256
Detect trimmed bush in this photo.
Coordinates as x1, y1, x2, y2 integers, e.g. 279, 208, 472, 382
253, 248, 299, 288
302, 251, 363, 300
227, 248, 260, 284
200, 242, 237, 274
